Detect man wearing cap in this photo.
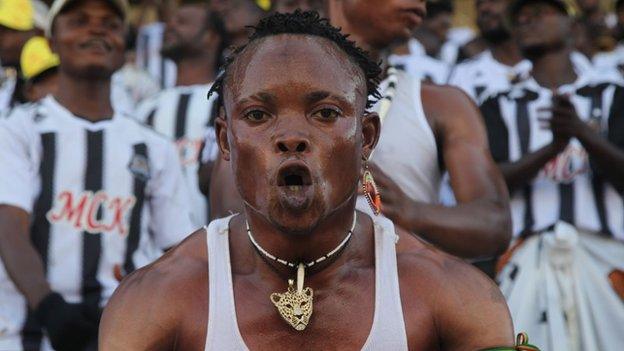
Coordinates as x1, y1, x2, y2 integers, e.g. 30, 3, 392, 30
20, 36, 60, 102
480, 1, 624, 349
0, 0, 38, 111
0, 0, 193, 350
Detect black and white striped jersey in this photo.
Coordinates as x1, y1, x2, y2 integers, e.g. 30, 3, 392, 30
135, 84, 217, 227
135, 22, 177, 89
481, 73, 624, 240
0, 96, 194, 350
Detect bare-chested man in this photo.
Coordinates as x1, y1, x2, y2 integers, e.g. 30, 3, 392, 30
100, 11, 533, 351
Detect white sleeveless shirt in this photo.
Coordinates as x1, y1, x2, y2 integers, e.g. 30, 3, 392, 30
370, 73, 441, 204
204, 215, 408, 350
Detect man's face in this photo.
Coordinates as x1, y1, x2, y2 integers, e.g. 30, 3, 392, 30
515, 2, 569, 55
162, 4, 208, 61
423, 11, 452, 43
210, 0, 263, 43
0, 26, 35, 68
476, 0, 510, 42
340, 0, 426, 50
217, 34, 379, 234
50, 0, 125, 79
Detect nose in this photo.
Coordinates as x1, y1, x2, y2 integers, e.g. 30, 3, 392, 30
275, 134, 310, 154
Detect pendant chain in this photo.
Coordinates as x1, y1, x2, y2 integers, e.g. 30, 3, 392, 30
245, 212, 357, 269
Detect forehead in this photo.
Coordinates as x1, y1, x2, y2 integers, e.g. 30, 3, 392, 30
225, 34, 366, 107
58, 0, 121, 19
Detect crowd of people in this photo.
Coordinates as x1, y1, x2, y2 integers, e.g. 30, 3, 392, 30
0, 0, 623, 350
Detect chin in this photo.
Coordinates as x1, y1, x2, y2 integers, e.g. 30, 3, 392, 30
267, 203, 325, 236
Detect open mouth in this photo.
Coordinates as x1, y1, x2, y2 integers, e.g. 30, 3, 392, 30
277, 163, 312, 190
80, 38, 112, 52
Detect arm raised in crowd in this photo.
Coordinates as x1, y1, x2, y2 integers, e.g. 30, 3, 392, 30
376, 85, 512, 259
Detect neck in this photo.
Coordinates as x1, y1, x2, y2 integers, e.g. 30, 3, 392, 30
175, 55, 216, 86
244, 199, 359, 277
490, 38, 523, 67
327, 1, 383, 63
530, 47, 577, 90
53, 72, 113, 121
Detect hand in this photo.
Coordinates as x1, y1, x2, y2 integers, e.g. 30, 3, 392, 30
538, 94, 586, 149
366, 163, 420, 230
35, 292, 98, 351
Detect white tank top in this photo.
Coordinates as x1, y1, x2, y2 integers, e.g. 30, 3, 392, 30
204, 215, 409, 350
370, 73, 441, 203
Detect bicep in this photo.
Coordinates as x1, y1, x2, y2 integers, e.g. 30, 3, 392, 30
437, 264, 515, 350
99, 273, 174, 351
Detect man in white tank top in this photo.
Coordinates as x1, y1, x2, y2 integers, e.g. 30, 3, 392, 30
326, 0, 512, 264
100, 11, 530, 351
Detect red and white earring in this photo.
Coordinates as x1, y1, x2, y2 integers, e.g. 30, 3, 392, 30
362, 161, 381, 215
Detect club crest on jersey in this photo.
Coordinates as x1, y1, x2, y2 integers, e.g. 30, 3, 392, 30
128, 154, 150, 181
46, 191, 137, 235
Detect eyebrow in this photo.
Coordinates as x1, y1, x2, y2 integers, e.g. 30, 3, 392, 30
239, 90, 352, 107
304, 91, 351, 107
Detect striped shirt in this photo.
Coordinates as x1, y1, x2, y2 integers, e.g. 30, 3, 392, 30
135, 84, 217, 227
135, 22, 177, 89
481, 72, 624, 240
0, 96, 193, 350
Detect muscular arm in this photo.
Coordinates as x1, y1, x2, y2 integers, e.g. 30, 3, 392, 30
436, 257, 515, 350
498, 142, 565, 192
0, 205, 51, 308
99, 267, 176, 351
577, 127, 624, 191
384, 85, 511, 258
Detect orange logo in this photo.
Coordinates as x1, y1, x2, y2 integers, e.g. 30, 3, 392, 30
46, 191, 136, 235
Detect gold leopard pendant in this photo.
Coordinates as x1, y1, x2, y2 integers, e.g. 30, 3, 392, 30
270, 264, 313, 331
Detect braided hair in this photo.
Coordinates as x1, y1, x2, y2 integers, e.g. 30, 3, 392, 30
207, 10, 382, 114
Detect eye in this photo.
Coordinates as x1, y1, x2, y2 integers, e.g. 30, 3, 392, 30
312, 108, 341, 120
244, 109, 270, 122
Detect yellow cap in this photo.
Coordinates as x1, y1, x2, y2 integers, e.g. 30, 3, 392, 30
255, 0, 271, 11
0, 0, 35, 31
20, 36, 60, 80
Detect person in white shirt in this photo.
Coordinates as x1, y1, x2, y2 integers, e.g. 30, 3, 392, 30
135, 0, 226, 227
483, 1, 624, 349
0, 0, 193, 350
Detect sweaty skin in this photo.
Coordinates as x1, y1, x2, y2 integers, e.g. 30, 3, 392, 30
210, 0, 511, 259
100, 34, 514, 351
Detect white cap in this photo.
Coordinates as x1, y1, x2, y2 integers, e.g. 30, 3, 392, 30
46, 0, 128, 37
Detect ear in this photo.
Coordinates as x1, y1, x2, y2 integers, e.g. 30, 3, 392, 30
214, 106, 231, 161
361, 111, 381, 160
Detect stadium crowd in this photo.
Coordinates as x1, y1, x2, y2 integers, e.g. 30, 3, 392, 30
0, 0, 623, 350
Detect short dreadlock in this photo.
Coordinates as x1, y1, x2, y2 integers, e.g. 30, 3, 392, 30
207, 10, 382, 113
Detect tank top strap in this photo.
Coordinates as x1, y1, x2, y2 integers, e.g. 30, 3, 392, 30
205, 215, 249, 351
361, 215, 409, 350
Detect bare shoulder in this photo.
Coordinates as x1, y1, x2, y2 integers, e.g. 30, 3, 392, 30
395, 228, 514, 350
421, 83, 488, 146
99, 229, 208, 351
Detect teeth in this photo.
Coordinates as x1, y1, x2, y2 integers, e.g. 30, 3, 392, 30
288, 185, 301, 191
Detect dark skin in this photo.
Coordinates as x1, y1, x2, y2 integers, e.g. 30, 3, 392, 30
210, 0, 511, 258
501, 2, 624, 193
24, 70, 59, 102
210, 0, 265, 47
100, 34, 514, 351
274, 0, 325, 13
475, 0, 523, 67
0, 25, 36, 68
161, 3, 219, 86
0, 0, 125, 310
